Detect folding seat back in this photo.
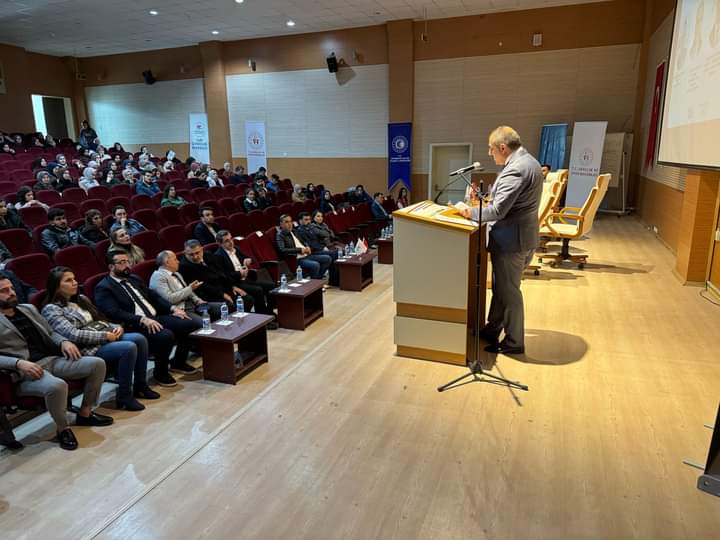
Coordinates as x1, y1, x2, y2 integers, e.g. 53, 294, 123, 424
62, 187, 87, 203
131, 259, 156, 285
51, 202, 82, 223
219, 197, 236, 216
228, 212, 251, 238
158, 225, 186, 253
158, 205, 181, 227
6, 253, 53, 290
110, 184, 134, 198
247, 209, 267, 233
0, 228, 34, 257
131, 230, 162, 260
131, 208, 159, 231
35, 190, 62, 206
79, 198, 108, 216
19, 205, 48, 229
87, 186, 112, 200
82, 272, 108, 303
54, 245, 102, 284
130, 194, 154, 212
107, 197, 132, 214
94, 239, 111, 268
179, 202, 200, 224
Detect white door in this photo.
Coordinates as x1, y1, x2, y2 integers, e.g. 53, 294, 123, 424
429, 143, 473, 204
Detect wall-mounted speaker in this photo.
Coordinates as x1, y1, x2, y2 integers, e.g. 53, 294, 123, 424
248, 59, 256, 72
326, 53, 338, 73
142, 70, 156, 85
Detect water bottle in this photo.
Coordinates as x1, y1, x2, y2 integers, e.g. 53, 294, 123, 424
202, 309, 211, 331
280, 274, 288, 291
346, 243, 353, 256
296, 265, 304, 282
235, 296, 245, 317
220, 303, 229, 322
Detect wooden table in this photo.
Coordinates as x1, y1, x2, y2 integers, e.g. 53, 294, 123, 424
376, 237, 393, 264
336, 250, 376, 291
270, 278, 324, 330
190, 313, 274, 385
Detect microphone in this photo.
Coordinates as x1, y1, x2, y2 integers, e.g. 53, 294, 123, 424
449, 162, 483, 176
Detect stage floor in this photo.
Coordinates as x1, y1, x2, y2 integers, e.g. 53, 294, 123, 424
1, 215, 719, 540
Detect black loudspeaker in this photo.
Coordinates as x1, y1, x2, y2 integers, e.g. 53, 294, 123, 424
326, 54, 338, 73
142, 70, 157, 85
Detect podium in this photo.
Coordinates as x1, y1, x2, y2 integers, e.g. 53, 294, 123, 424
392, 200, 486, 366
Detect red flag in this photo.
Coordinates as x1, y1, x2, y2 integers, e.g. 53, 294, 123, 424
645, 62, 665, 167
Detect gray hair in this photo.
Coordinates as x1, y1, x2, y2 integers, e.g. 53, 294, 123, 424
488, 126, 522, 150
156, 250, 173, 267
215, 229, 231, 242
184, 239, 202, 250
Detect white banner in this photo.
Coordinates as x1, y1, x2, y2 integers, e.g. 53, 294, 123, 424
188, 112, 210, 164
245, 120, 267, 174
566, 121, 607, 209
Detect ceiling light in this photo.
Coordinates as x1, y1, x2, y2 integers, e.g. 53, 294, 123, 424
286, 20, 295, 27
211, 30, 219, 35
149, 10, 158, 16
235, 0, 244, 3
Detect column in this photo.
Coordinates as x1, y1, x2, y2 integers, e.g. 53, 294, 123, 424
199, 41, 232, 166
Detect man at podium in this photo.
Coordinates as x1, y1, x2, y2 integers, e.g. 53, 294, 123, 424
460, 126, 543, 355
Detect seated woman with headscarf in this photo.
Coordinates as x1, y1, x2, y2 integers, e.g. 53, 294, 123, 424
79, 166, 100, 192
110, 228, 145, 266
291, 184, 306, 203
319, 190, 336, 214
33, 170, 57, 192
42, 266, 159, 411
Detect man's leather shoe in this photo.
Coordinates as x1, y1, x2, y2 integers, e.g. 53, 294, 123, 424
57, 428, 78, 450
153, 371, 177, 387
116, 397, 145, 411
484, 343, 525, 355
478, 328, 501, 346
134, 386, 161, 400
170, 362, 199, 375
1, 434, 24, 450
76, 411, 114, 427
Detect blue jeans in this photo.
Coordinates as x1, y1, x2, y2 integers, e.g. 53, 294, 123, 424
95, 333, 149, 397
299, 253, 333, 279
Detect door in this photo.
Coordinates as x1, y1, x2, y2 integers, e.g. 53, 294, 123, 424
42, 97, 69, 139
429, 143, 473, 204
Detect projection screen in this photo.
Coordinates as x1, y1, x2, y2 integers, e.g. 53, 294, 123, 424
658, 0, 720, 169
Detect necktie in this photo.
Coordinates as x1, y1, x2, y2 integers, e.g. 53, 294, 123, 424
172, 272, 186, 287
120, 280, 153, 317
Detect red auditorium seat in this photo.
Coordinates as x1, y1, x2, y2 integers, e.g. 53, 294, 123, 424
303, 200, 316, 214
131, 230, 163, 260
208, 186, 224, 200
247, 229, 294, 281
19, 206, 48, 228
87, 186, 112, 200
6, 253, 52, 290
131, 208, 159, 231
290, 202, 304, 217
184, 220, 200, 240
247, 209, 267, 232
79, 199, 108, 216
191, 188, 210, 202
130, 194, 154, 212
110, 184, 134, 198
82, 272, 107, 303
228, 212, 251, 238
29, 289, 47, 308
54, 245, 102, 284
218, 197, 236, 216
0, 228, 34, 257
158, 225, 186, 253
157, 205, 181, 227
50, 202, 81, 223
198, 199, 223, 216
0, 181, 17, 195
263, 206, 280, 227
215, 216, 230, 232
94, 239, 111, 268
35, 190, 62, 206
61, 187, 87, 203
107, 196, 132, 213
278, 203, 292, 215
151, 192, 163, 208
179, 202, 200, 224
131, 259, 156, 285
222, 185, 237, 198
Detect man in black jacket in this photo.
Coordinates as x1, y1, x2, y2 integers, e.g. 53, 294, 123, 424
94, 249, 201, 387
0, 199, 30, 232
40, 208, 89, 256
179, 239, 253, 316
213, 230, 276, 327
275, 214, 332, 279
192, 206, 219, 245
295, 213, 339, 286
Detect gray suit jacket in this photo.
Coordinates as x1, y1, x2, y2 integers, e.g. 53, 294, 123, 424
0, 304, 68, 374
471, 147, 543, 253
149, 268, 202, 312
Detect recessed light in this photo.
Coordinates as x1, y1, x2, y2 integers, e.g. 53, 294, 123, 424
149, 10, 158, 16
286, 20, 295, 27
235, 0, 244, 3
211, 30, 219, 35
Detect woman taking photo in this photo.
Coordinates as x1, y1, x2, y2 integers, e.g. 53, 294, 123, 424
110, 228, 145, 265
42, 267, 160, 410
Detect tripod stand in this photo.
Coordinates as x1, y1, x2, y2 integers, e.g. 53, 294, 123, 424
436, 171, 529, 393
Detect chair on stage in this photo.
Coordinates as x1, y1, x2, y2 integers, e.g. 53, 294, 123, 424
538, 173, 611, 270
526, 176, 564, 276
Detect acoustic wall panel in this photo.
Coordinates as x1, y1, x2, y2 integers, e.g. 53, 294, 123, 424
85, 79, 205, 145
226, 65, 388, 158
413, 44, 640, 174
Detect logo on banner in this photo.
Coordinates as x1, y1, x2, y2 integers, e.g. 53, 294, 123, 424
580, 147, 594, 164
247, 131, 264, 152
392, 135, 408, 154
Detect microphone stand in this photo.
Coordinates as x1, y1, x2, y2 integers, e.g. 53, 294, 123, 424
437, 170, 528, 393
433, 173, 468, 204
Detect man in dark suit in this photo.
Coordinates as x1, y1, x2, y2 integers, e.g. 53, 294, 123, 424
461, 126, 543, 355
179, 239, 253, 316
295, 213, 339, 287
192, 206, 219, 245
94, 249, 201, 387
213, 230, 277, 327
276, 214, 332, 279
370, 193, 392, 222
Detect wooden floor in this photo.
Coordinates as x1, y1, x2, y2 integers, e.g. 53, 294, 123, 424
1, 215, 719, 540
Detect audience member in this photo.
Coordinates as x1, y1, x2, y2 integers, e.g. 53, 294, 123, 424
0, 240, 11, 264
0, 199, 29, 232
291, 184, 306, 203
256, 187, 271, 209
110, 206, 146, 236
1, 142, 16, 155
0, 268, 37, 303
190, 171, 209, 189
15, 186, 49, 211
78, 209, 110, 248
34, 170, 57, 192
243, 189, 259, 213
179, 239, 252, 316
0, 277, 110, 451
207, 170, 224, 188
161, 185, 187, 207
228, 165, 248, 185
349, 184, 373, 205
541, 163, 551, 179
193, 207, 219, 245
112, 142, 125, 154
371, 192, 391, 222
213, 231, 277, 326
78, 120, 98, 150
109, 228, 145, 266
135, 170, 160, 196
265, 174, 279, 192
42, 267, 159, 412
310, 210, 343, 251
296, 212, 339, 286
305, 183, 317, 200
319, 190, 336, 213
41, 208, 86, 255
149, 250, 209, 324
396, 187, 409, 209
79, 167, 99, 192
55, 168, 76, 191
275, 214, 332, 279
94, 250, 201, 386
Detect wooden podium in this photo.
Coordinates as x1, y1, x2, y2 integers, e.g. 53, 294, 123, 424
392, 200, 486, 366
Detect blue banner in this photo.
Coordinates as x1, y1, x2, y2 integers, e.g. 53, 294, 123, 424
388, 122, 412, 190
538, 123, 568, 171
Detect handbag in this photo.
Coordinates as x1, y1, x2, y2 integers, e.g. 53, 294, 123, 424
82, 320, 111, 332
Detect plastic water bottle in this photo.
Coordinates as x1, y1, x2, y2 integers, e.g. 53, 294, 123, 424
235, 296, 244, 316
202, 309, 211, 331
346, 243, 353, 256
280, 274, 288, 291
296, 265, 304, 282
220, 303, 229, 322
338, 247, 344, 259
